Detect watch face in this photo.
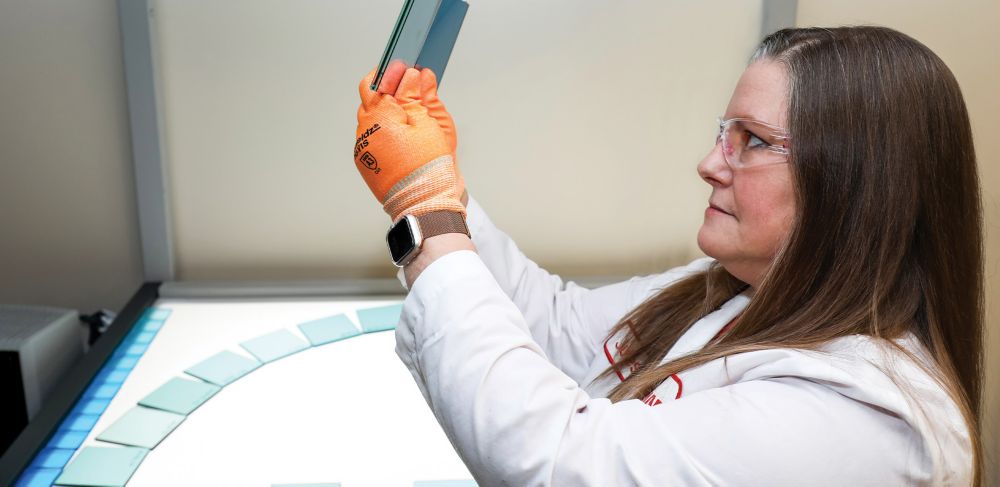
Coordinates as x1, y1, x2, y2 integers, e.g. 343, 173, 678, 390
387, 216, 418, 265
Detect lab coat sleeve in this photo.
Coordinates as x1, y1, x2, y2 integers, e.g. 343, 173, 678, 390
455, 196, 690, 383
396, 251, 917, 486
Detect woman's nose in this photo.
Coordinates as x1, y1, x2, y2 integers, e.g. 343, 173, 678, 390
697, 141, 733, 187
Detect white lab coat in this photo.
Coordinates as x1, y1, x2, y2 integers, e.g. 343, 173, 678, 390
394, 197, 972, 486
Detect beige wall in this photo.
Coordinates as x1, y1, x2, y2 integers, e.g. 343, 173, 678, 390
796, 0, 1000, 481
153, 0, 764, 280
0, 0, 143, 313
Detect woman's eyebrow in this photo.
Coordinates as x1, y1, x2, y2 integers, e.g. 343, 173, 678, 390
726, 112, 778, 126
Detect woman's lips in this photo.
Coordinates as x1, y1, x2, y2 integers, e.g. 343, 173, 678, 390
708, 203, 733, 216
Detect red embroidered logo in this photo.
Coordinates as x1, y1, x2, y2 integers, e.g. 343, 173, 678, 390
604, 339, 626, 381
670, 374, 684, 399
628, 361, 642, 374
642, 393, 663, 406
613, 341, 642, 374
605, 337, 644, 382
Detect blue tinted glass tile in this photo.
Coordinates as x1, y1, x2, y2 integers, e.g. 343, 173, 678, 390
81, 382, 103, 398
138, 377, 220, 415
82, 398, 112, 414
298, 314, 361, 346
14, 467, 61, 487
111, 341, 148, 359
83, 383, 120, 400
142, 319, 165, 331
30, 447, 74, 469
133, 331, 156, 344
149, 309, 171, 320
49, 429, 87, 449
357, 303, 404, 333
123, 343, 148, 356
106, 369, 129, 384
184, 351, 260, 386
72, 398, 111, 416
92, 368, 112, 384
109, 355, 139, 370
54, 446, 147, 487
96, 407, 184, 449
64, 414, 100, 431
239, 330, 309, 363
93, 368, 128, 385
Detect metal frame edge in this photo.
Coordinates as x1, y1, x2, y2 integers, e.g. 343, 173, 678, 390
119, 0, 175, 281
761, 0, 798, 38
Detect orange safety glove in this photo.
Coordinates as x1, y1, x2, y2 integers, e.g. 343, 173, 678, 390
418, 68, 466, 202
354, 67, 464, 222
377, 63, 466, 204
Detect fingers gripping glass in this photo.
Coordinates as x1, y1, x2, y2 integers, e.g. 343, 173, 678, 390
716, 117, 791, 169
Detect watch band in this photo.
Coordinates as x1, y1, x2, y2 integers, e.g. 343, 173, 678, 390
416, 210, 470, 239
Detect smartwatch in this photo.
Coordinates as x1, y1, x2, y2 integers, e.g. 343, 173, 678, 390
386, 210, 470, 267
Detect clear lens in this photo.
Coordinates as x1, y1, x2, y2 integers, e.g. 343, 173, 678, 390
718, 118, 789, 168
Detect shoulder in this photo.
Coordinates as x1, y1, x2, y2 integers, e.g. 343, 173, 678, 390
720, 336, 972, 485
591, 349, 935, 485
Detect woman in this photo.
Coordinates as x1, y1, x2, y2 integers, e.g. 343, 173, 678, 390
353, 27, 982, 485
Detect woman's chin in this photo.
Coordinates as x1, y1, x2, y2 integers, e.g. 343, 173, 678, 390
696, 226, 726, 259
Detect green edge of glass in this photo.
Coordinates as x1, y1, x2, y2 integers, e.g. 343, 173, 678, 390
372, 0, 416, 91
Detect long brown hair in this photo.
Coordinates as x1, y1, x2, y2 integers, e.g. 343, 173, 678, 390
600, 26, 983, 484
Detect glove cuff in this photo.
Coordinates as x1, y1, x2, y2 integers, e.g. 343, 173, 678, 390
383, 154, 465, 222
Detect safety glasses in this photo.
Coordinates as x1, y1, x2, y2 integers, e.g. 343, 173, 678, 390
716, 117, 791, 169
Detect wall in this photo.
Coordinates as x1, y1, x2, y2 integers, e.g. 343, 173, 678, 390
795, 1, 1000, 481
152, 0, 764, 281
0, 0, 143, 313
